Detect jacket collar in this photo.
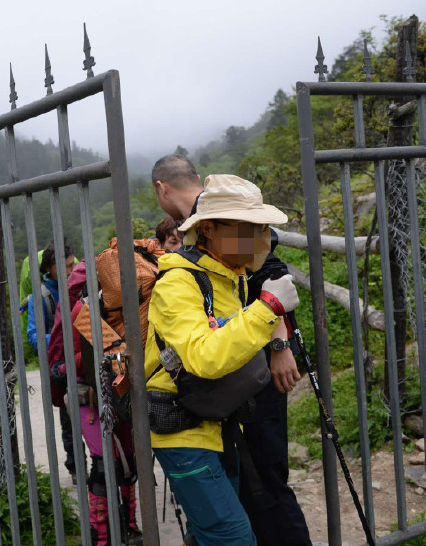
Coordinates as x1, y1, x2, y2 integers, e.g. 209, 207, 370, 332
159, 245, 245, 284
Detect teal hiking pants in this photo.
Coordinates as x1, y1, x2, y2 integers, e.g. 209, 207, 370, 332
154, 447, 256, 546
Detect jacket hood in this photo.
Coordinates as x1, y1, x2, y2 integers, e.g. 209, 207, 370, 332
68, 259, 87, 302
158, 247, 244, 283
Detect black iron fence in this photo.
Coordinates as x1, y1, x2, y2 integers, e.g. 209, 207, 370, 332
0, 25, 159, 546
297, 37, 426, 546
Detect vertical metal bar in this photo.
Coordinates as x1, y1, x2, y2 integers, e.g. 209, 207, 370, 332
49, 188, 92, 545
417, 94, 426, 146
2, 126, 43, 546
57, 105, 72, 170
54, 103, 91, 544
77, 180, 122, 546
353, 95, 366, 148
0, 335, 21, 546
296, 81, 341, 546
5, 127, 18, 183
340, 162, 375, 534
405, 160, 426, 457
103, 70, 161, 546
23, 192, 66, 545
373, 160, 406, 530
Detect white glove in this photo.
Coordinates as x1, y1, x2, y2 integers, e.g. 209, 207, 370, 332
260, 274, 299, 316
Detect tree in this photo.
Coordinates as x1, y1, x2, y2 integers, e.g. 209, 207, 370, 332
267, 89, 290, 129
199, 153, 211, 167
224, 126, 246, 149
174, 145, 189, 158
223, 126, 249, 163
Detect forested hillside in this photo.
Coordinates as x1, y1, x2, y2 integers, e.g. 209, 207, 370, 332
7, 17, 425, 271
2, 137, 164, 267
190, 16, 425, 212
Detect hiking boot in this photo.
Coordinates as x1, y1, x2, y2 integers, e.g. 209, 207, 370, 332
64, 452, 76, 474
121, 526, 143, 545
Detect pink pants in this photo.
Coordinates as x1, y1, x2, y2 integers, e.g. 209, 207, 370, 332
79, 404, 134, 457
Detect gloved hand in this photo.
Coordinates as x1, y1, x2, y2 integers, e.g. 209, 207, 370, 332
260, 274, 299, 316
51, 362, 67, 388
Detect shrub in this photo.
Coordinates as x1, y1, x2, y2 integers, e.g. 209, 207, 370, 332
0, 466, 80, 546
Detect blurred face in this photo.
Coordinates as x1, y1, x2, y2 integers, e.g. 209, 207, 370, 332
200, 220, 269, 269
49, 255, 75, 280
163, 229, 182, 252
66, 255, 76, 278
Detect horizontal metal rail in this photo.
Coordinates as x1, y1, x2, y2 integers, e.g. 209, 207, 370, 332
0, 72, 110, 129
315, 145, 426, 163
359, 520, 426, 546
0, 161, 110, 198
300, 81, 426, 96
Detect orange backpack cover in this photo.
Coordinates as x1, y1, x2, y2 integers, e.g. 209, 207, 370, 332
96, 237, 165, 347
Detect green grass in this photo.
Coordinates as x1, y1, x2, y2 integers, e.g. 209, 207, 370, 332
288, 361, 422, 458
25, 357, 39, 371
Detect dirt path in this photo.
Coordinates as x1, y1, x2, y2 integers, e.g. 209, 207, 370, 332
288, 375, 426, 545
16, 370, 425, 546
289, 449, 425, 545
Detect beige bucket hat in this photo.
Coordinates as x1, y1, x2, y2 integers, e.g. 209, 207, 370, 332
178, 174, 288, 232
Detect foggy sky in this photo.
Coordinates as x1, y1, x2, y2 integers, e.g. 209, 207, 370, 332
1, 0, 425, 160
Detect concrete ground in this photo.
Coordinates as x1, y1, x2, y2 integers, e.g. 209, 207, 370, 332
16, 369, 185, 545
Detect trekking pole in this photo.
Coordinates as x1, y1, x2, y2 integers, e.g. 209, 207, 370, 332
287, 310, 376, 546
118, 486, 130, 546
162, 474, 167, 522
170, 488, 186, 540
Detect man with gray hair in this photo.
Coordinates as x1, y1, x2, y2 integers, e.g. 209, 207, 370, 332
151, 154, 311, 546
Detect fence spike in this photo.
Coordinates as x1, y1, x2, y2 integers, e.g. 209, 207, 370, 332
403, 41, 416, 83
44, 44, 55, 95
9, 63, 18, 110
83, 22, 96, 78
361, 39, 375, 82
314, 36, 328, 82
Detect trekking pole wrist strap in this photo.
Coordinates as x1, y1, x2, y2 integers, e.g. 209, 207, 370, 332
259, 290, 285, 316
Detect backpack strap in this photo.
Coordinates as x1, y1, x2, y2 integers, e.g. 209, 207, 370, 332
153, 267, 213, 355
134, 245, 159, 267
183, 268, 215, 319
41, 283, 56, 333
151, 268, 214, 382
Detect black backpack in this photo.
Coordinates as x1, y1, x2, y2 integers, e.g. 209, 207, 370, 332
153, 260, 271, 421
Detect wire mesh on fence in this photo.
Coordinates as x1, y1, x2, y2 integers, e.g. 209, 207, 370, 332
387, 159, 426, 338
0, 359, 17, 486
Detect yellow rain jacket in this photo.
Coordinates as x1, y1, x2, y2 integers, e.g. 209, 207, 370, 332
145, 248, 279, 452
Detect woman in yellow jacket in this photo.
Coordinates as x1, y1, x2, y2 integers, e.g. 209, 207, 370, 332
144, 174, 300, 546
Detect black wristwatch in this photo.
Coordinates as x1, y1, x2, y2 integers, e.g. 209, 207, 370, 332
270, 338, 291, 352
